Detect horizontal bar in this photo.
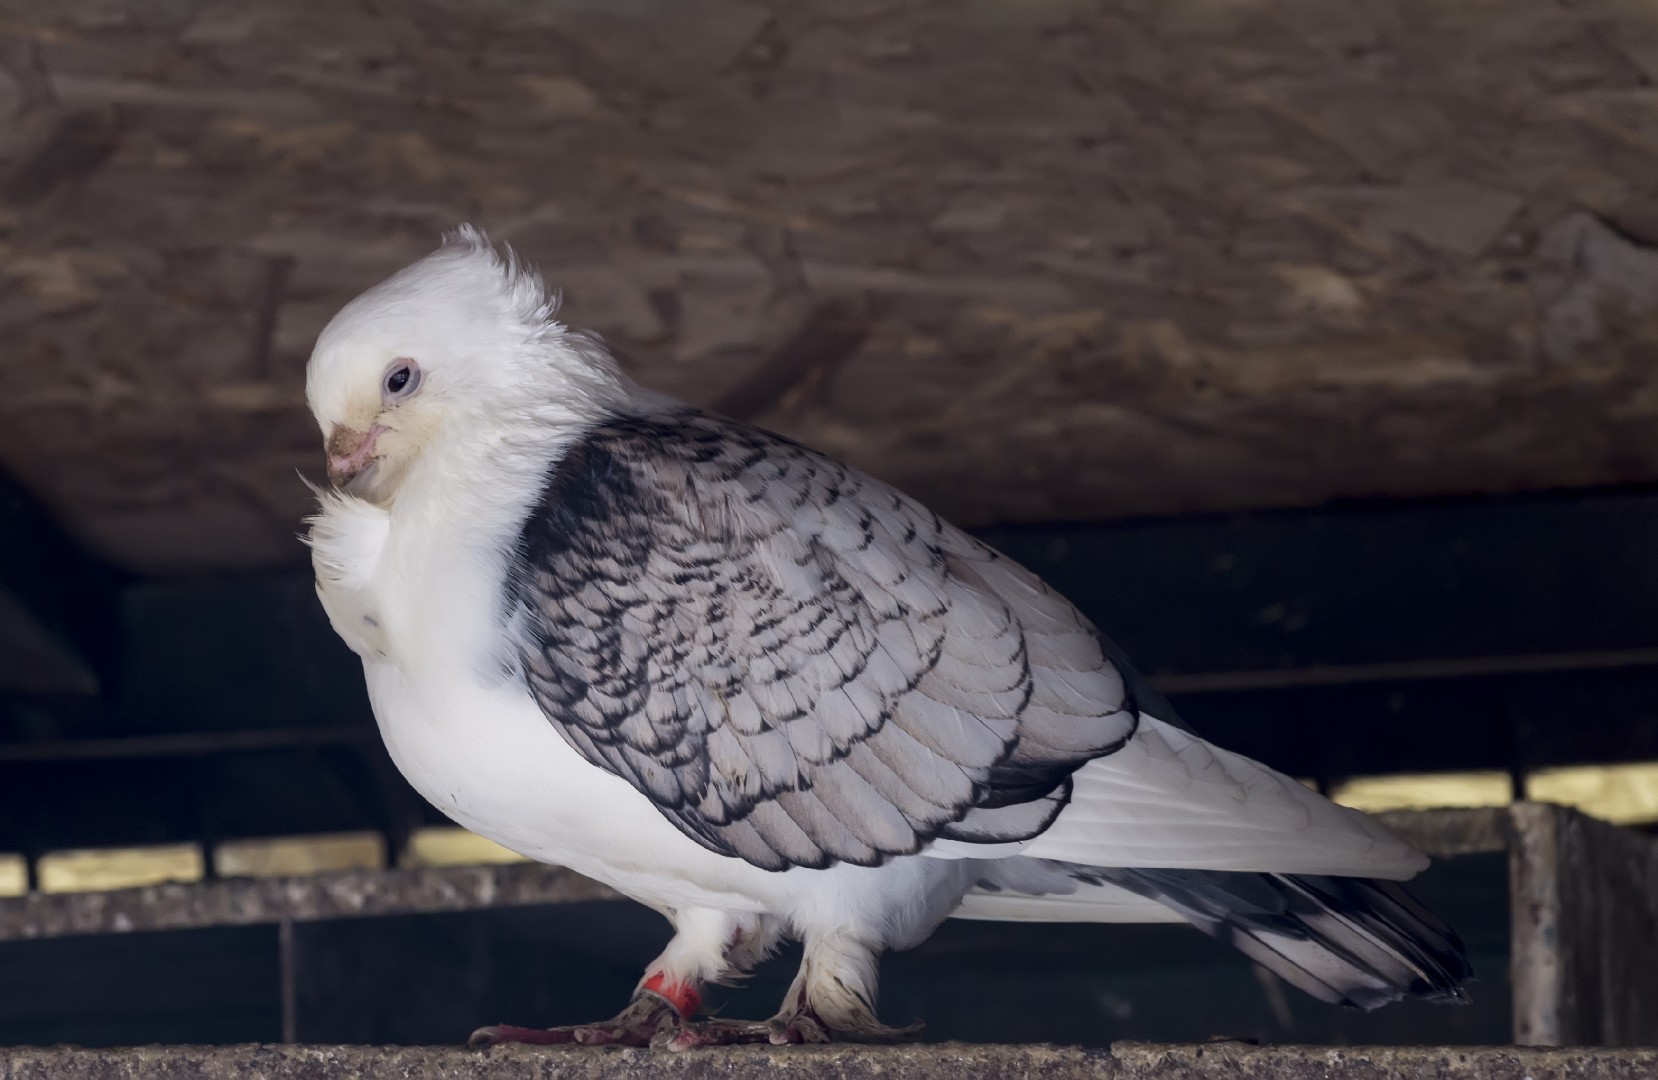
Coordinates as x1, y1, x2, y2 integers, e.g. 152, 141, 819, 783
0, 861, 617, 943
0, 810, 1500, 942
1150, 646, 1658, 696
0, 727, 374, 763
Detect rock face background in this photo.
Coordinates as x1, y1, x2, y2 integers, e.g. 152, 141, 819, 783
4, 0, 1658, 573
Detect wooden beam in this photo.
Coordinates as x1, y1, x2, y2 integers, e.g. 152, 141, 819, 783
1509, 802, 1658, 1047
0, 862, 615, 943
9, 0, 1658, 574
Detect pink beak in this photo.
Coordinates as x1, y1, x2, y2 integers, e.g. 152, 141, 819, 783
326, 424, 386, 487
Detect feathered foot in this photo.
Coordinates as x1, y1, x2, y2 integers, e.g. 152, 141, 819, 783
469, 983, 689, 1048
471, 911, 780, 1051
661, 936, 922, 1050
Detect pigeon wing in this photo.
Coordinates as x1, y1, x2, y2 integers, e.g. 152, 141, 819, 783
507, 408, 1137, 871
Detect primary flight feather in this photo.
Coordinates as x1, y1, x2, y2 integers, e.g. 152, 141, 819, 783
305, 227, 1470, 1048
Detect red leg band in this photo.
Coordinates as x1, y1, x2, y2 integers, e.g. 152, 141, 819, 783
641, 971, 702, 1018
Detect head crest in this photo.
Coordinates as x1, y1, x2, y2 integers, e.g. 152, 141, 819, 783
435, 224, 563, 331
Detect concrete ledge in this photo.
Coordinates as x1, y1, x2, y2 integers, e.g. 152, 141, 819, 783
0, 810, 1500, 943
0, 863, 617, 942
1, 1043, 1653, 1080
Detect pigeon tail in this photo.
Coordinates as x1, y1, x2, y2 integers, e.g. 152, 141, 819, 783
1086, 866, 1474, 1009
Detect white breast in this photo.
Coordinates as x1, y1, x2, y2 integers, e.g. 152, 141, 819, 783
306, 487, 802, 916
307, 492, 394, 659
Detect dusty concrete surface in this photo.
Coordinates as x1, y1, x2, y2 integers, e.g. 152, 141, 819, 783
2, 1042, 1654, 1080
7, 0, 1658, 573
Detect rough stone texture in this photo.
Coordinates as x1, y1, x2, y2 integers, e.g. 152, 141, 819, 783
1, 1042, 1654, 1080
1509, 802, 1658, 1047
0, 862, 615, 943
6, 0, 1658, 573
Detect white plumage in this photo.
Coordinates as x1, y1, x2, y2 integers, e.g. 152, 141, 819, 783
304, 227, 1469, 1048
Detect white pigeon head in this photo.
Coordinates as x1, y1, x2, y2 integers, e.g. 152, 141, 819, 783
305, 225, 621, 505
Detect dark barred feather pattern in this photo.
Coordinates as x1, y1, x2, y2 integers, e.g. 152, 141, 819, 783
508, 408, 1138, 871
1078, 865, 1473, 1009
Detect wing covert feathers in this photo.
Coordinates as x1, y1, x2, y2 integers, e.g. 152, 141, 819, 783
509, 409, 1136, 871
509, 407, 1430, 884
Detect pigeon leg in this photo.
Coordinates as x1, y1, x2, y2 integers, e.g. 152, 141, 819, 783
469, 965, 703, 1048
469, 908, 744, 1049
469, 983, 687, 1048
664, 933, 922, 1049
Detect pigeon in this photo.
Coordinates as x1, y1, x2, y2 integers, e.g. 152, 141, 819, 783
304, 227, 1471, 1049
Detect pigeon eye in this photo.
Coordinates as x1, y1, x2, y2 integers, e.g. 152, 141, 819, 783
383, 359, 421, 402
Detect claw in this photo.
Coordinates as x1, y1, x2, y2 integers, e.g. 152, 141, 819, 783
469, 1019, 663, 1049
468, 992, 683, 1050
650, 1010, 922, 1051
468, 1024, 580, 1048
655, 1018, 773, 1051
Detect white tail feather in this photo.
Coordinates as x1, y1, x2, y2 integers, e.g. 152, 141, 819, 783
927, 715, 1427, 879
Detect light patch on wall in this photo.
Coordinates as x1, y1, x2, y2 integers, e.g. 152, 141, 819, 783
402, 827, 529, 868
1332, 771, 1512, 814
0, 855, 26, 897
1528, 761, 1658, 825
216, 832, 386, 879
38, 844, 204, 894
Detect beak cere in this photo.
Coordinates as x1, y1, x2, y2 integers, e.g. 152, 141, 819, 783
326, 424, 385, 487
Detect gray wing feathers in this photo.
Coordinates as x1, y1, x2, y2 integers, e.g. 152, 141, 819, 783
510, 409, 1137, 871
